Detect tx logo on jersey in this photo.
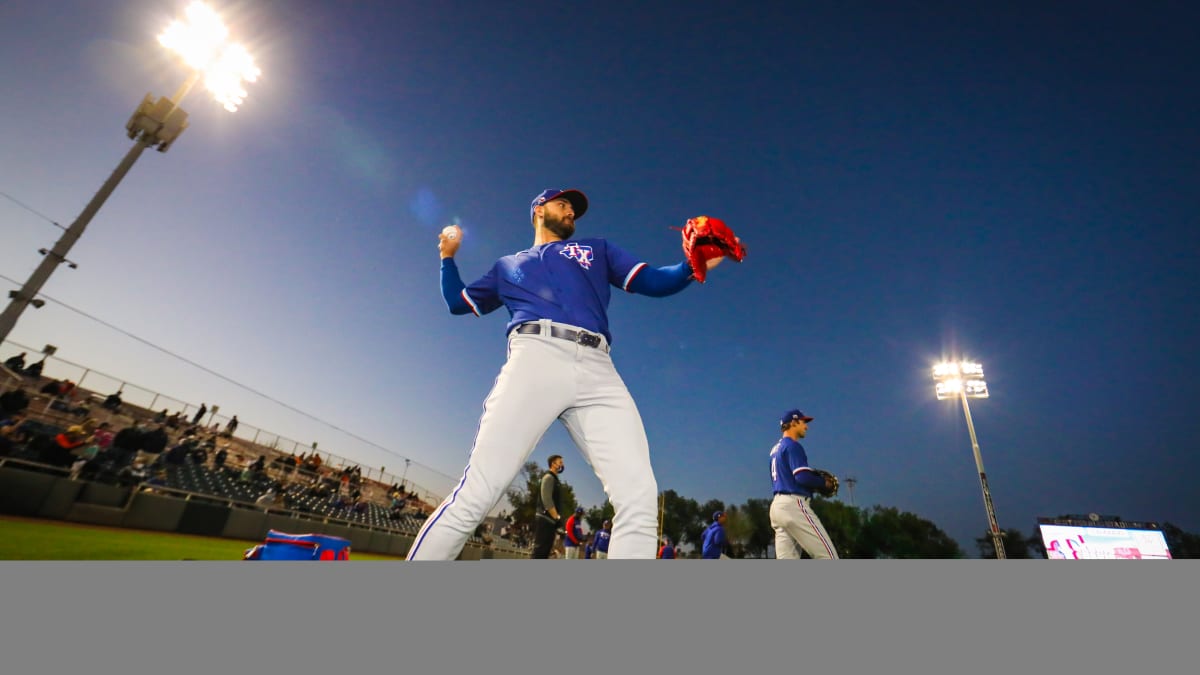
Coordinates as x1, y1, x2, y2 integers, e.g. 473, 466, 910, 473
560, 243, 594, 269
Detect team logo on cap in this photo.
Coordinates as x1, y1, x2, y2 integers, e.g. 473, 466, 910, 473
560, 243, 594, 269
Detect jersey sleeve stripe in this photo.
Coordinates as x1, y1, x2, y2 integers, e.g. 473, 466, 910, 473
793, 467, 813, 475
460, 289, 481, 316
622, 262, 648, 291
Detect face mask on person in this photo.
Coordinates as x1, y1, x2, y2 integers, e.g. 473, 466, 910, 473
555, 464, 565, 474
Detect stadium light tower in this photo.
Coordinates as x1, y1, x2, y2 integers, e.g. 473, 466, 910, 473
0, 2, 260, 346
933, 359, 1006, 559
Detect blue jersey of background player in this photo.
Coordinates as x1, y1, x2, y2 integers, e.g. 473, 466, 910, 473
770, 429, 830, 498
592, 520, 611, 559
701, 511, 729, 559
769, 410, 839, 559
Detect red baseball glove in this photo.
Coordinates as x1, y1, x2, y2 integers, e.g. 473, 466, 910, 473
679, 216, 746, 283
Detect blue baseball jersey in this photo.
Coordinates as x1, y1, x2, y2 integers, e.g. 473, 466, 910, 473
454, 238, 649, 345
594, 528, 611, 553
769, 436, 828, 497
701, 522, 727, 559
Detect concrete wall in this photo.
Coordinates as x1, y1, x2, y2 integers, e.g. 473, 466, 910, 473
0, 467, 58, 516
38, 478, 85, 520
1, 466, 525, 559
223, 507, 269, 541
123, 493, 186, 532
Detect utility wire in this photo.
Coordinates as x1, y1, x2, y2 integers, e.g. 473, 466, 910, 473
0, 271, 456, 483
0, 189, 66, 231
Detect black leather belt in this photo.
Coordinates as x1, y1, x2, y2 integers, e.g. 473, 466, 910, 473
515, 323, 607, 351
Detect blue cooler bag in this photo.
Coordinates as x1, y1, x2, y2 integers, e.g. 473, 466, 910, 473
243, 530, 351, 560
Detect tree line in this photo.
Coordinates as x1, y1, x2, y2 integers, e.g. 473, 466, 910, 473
501, 462, 1200, 558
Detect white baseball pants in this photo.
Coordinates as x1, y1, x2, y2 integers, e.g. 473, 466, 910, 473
407, 320, 659, 560
770, 493, 839, 559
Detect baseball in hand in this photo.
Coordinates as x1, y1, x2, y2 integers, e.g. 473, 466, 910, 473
442, 225, 459, 240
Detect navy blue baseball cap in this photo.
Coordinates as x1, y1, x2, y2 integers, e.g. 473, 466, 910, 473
575, 506, 585, 513
781, 409, 814, 426
531, 188, 588, 222
713, 511, 725, 521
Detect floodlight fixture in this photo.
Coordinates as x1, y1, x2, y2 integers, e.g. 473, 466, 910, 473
932, 357, 1005, 558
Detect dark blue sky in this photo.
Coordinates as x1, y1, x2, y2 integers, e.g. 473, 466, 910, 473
1, 1, 1197, 554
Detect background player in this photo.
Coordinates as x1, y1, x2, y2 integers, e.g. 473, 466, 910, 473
769, 410, 840, 559
701, 510, 730, 559
564, 506, 585, 559
406, 188, 727, 560
532, 454, 566, 559
593, 519, 612, 559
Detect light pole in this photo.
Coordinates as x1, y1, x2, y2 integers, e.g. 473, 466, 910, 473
933, 360, 1006, 559
0, 2, 260, 346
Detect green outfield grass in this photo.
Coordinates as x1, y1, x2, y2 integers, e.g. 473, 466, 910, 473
0, 516, 407, 561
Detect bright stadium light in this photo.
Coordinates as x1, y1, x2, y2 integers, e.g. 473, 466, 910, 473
933, 358, 1006, 558
158, 2, 261, 112
157, 2, 229, 69
0, 2, 263, 345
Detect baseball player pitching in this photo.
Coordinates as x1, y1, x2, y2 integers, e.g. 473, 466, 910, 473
769, 410, 840, 559
405, 188, 733, 560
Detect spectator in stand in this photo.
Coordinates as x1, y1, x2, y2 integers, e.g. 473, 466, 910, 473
154, 408, 168, 424
102, 389, 123, 413
213, 445, 228, 470
191, 403, 207, 426
142, 425, 169, 456
223, 415, 238, 438
109, 421, 146, 469
389, 493, 409, 520
191, 440, 210, 466
69, 453, 93, 481
118, 461, 150, 487
255, 486, 282, 511
62, 418, 98, 448
167, 411, 183, 429
23, 358, 45, 379
164, 436, 193, 465
4, 352, 26, 372
91, 422, 115, 452
42, 421, 90, 467
0, 386, 30, 416
0, 412, 27, 456
141, 466, 169, 493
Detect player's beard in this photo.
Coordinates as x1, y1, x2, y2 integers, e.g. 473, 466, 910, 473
542, 212, 575, 240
